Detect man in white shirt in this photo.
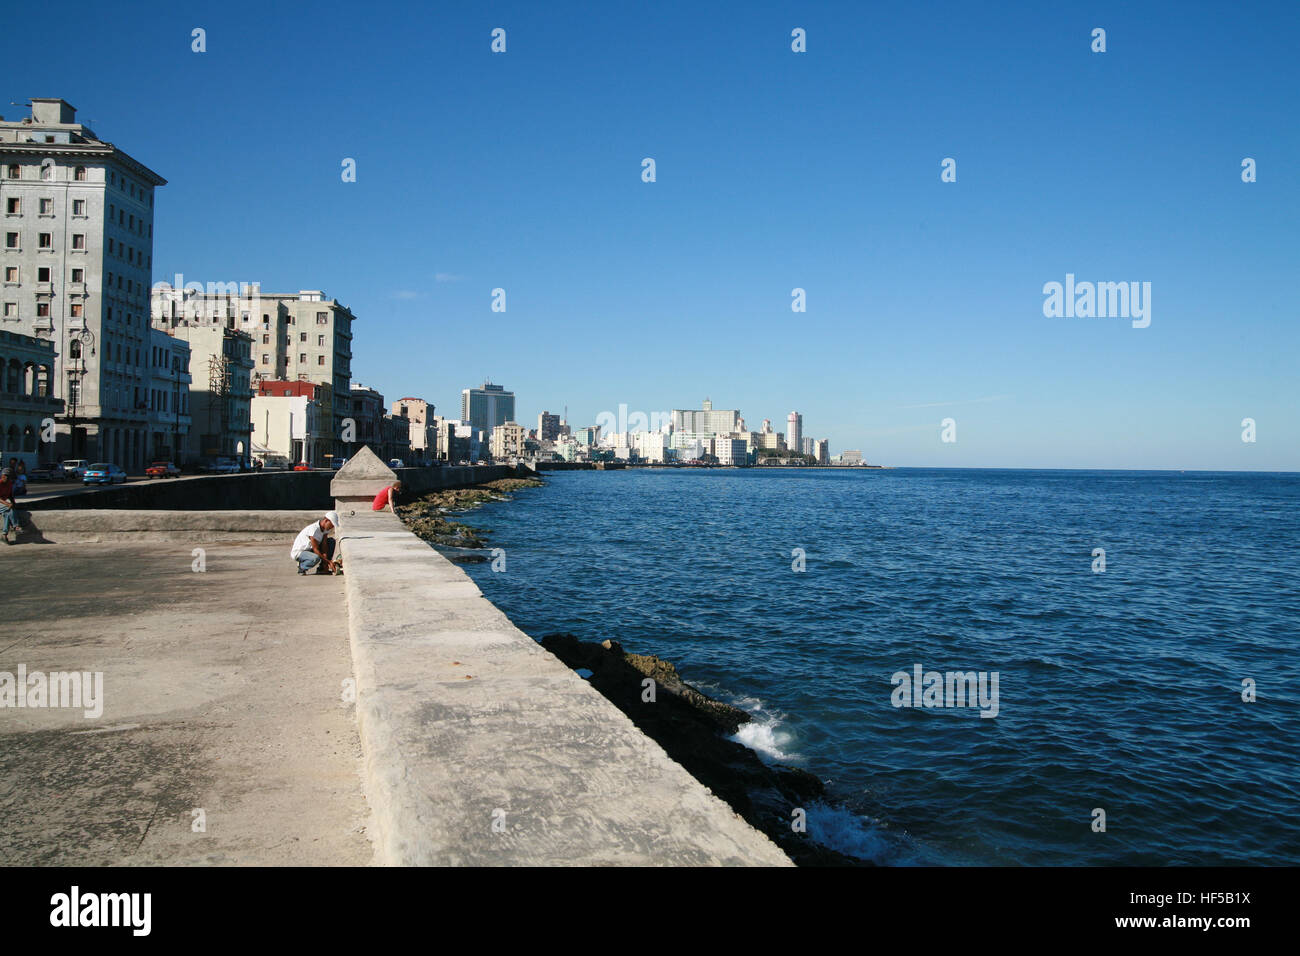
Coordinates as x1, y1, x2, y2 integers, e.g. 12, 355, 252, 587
292, 511, 341, 575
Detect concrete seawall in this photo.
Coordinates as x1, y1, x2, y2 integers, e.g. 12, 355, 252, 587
23, 463, 528, 512
338, 507, 792, 865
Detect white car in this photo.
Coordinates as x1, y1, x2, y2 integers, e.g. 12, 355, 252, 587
388, 458, 404, 469
61, 459, 90, 479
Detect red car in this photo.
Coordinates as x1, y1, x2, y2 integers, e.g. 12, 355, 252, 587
146, 460, 181, 479
293, 462, 311, 471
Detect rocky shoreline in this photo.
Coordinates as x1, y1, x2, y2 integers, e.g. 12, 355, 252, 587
540, 633, 867, 866
395, 476, 544, 558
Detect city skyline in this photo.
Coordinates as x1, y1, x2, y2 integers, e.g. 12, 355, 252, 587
5, 0, 1296, 470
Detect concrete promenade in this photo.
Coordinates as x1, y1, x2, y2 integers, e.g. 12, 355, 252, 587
2, 458, 791, 866
0, 539, 371, 865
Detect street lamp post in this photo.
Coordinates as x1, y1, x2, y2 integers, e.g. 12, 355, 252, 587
172, 364, 181, 468
65, 328, 95, 459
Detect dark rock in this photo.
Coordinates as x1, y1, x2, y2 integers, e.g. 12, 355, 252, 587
540, 632, 869, 867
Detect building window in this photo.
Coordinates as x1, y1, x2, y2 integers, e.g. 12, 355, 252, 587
38, 233, 51, 249
262, 354, 269, 365
71, 303, 83, 318
299, 353, 306, 363
261, 334, 269, 344
37, 267, 50, 282
5, 198, 17, 214
107, 238, 114, 253
4, 233, 16, 249
71, 268, 83, 282
299, 332, 306, 342
2, 303, 15, 318
72, 234, 85, 250
316, 312, 328, 324
317, 335, 325, 346
75, 166, 87, 181
4, 267, 16, 282
317, 355, 325, 366
5, 165, 17, 179
40, 164, 51, 181
39, 198, 53, 214
72, 199, 85, 215
36, 302, 49, 317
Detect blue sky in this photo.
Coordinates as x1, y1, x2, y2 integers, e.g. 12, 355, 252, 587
9, 0, 1298, 469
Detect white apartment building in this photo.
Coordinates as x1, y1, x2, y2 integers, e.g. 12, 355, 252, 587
489, 420, 527, 460
251, 392, 324, 466
787, 411, 802, 453
671, 397, 740, 436
715, 437, 747, 465
1, 98, 165, 470
146, 326, 191, 463
633, 429, 670, 463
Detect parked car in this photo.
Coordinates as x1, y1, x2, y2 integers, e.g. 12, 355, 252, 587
62, 459, 90, 480
29, 462, 67, 482
293, 462, 311, 471
330, 457, 348, 471
388, 458, 405, 469
212, 457, 240, 474
259, 455, 292, 471
83, 463, 127, 485
146, 460, 181, 479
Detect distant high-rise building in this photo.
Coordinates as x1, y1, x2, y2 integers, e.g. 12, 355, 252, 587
801, 436, 815, 456
462, 381, 515, 436
787, 411, 802, 455
538, 410, 561, 441
393, 397, 434, 460
672, 397, 740, 436
815, 438, 829, 465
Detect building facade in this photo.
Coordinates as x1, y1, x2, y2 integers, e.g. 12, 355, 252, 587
392, 397, 434, 462
146, 326, 190, 464
671, 398, 740, 436
1, 98, 166, 470
462, 382, 514, 437
0, 329, 63, 468
489, 420, 527, 460
167, 324, 253, 462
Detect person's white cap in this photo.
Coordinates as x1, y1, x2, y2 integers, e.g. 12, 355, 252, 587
324, 511, 340, 529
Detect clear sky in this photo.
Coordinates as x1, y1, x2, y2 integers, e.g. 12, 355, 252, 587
9, 0, 1298, 469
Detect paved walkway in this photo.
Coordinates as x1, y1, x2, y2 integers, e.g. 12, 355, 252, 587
0, 540, 372, 865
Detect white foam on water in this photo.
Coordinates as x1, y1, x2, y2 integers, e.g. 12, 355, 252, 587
731, 719, 797, 761
803, 801, 920, 865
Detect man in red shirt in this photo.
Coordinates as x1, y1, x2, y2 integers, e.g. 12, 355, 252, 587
0, 467, 20, 543
372, 480, 402, 513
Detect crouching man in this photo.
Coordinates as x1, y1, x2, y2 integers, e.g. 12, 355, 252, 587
292, 510, 342, 575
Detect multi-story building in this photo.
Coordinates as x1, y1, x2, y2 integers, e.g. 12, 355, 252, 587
167, 325, 253, 462
251, 390, 324, 467
256, 379, 327, 465
0, 329, 63, 468
537, 410, 561, 442
633, 429, 670, 463
573, 424, 600, 447
840, 449, 863, 465
714, 437, 747, 466
671, 398, 740, 437
815, 438, 830, 465
392, 397, 434, 463
349, 382, 385, 456
380, 414, 412, 464
463, 382, 514, 437
489, 420, 527, 460
146, 326, 190, 464
786, 411, 802, 455
1, 98, 166, 470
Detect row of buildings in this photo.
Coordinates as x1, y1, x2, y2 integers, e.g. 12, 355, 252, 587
466, 396, 836, 467
0, 97, 462, 471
